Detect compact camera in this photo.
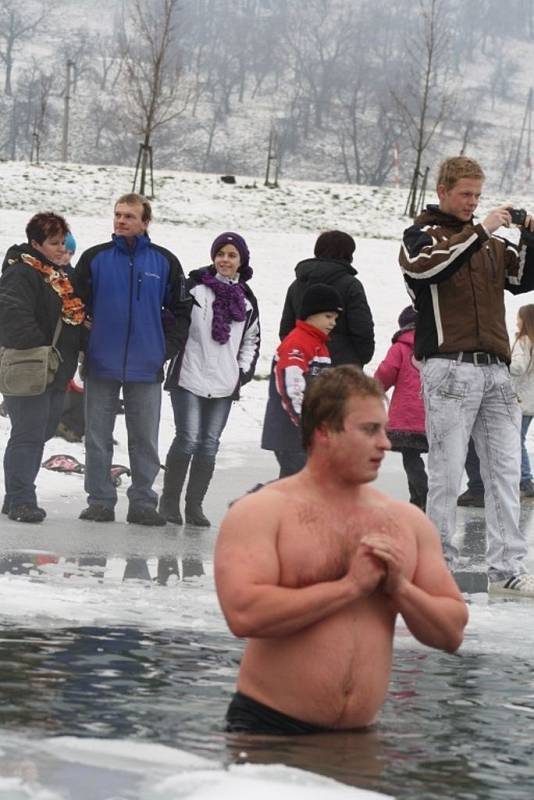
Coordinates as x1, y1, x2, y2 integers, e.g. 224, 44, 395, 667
508, 207, 527, 226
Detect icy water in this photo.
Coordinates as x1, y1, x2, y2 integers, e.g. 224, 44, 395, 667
1, 526, 534, 800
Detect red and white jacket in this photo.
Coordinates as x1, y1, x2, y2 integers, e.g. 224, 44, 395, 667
262, 320, 331, 451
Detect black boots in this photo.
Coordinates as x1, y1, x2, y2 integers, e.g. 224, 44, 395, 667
159, 453, 215, 527
159, 453, 191, 524
185, 456, 215, 527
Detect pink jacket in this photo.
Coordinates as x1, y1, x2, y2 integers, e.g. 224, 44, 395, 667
374, 328, 426, 433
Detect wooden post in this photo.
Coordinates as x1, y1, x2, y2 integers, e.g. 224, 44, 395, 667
132, 142, 155, 198
264, 126, 279, 187
62, 60, 75, 162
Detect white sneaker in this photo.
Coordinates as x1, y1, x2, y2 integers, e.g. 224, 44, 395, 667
489, 574, 534, 597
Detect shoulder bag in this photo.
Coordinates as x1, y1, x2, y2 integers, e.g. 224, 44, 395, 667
0, 317, 63, 396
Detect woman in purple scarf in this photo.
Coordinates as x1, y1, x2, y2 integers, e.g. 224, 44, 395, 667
161, 232, 261, 526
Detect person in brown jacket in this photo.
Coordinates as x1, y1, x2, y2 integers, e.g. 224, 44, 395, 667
399, 155, 534, 596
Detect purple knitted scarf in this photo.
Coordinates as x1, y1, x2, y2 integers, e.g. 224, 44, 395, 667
201, 269, 247, 344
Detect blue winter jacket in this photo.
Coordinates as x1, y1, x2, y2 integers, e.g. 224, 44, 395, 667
74, 234, 191, 382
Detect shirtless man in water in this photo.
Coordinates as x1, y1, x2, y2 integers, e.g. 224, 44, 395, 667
215, 365, 468, 735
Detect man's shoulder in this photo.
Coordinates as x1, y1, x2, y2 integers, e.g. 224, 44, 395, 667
229, 479, 288, 511
79, 241, 114, 263
364, 486, 427, 522
149, 242, 182, 268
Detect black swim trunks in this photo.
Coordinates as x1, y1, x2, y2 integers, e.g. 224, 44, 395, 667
225, 691, 329, 735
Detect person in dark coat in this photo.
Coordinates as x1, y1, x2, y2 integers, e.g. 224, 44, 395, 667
278, 230, 374, 367
0, 213, 86, 523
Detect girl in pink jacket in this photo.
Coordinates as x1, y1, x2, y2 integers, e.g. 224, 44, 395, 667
374, 306, 428, 510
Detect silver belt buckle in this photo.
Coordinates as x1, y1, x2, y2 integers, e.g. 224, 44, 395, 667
473, 352, 487, 366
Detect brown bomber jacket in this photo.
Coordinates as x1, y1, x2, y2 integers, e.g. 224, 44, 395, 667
399, 205, 534, 362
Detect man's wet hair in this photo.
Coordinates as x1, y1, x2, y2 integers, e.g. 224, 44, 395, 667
26, 212, 69, 245
301, 365, 384, 451
115, 192, 152, 223
436, 156, 485, 191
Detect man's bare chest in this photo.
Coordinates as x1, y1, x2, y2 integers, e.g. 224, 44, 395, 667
277, 502, 404, 588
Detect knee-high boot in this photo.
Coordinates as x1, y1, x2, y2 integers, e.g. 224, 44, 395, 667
159, 453, 191, 524
184, 455, 215, 527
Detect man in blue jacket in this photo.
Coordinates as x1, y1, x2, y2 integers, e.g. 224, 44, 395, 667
74, 193, 191, 525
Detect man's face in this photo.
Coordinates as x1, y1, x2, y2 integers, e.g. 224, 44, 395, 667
324, 394, 391, 484
113, 202, 148, 238
437, 177, 483, 222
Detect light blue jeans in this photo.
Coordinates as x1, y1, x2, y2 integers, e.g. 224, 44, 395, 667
168, 387, 232, 459
422, 358, 525, 580
84, 377, 162, 509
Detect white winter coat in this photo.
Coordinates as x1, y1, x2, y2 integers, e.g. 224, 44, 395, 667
178, 281, 259, 398
510, 336, 534, 415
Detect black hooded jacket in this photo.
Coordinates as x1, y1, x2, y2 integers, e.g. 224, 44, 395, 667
279, 257, 374, 367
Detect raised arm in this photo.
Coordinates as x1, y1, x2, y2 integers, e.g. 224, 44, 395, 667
400, 223, 487, 287
504, 216, 534, 295
362, 504, 468, 653
215, 488, 386, 639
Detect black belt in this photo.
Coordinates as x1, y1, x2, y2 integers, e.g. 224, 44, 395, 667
427, 352, 504, 366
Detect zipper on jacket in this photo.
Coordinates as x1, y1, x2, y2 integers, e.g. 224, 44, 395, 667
468, 267, 480, 338
486, 244, 497, 280
136, 273, 142, 301
122, 256, 135, 382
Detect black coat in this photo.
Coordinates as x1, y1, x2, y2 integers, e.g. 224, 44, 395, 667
0, 244, 86, 390
279, 257, 375, 367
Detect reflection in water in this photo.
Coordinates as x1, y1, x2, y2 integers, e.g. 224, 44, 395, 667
0, 553, 205, 585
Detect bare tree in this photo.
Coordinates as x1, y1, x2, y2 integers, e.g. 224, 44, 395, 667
392, 0, 456, 216
282, 0, 355, 131
120, 0, 188, 194
0, 0, 47, 96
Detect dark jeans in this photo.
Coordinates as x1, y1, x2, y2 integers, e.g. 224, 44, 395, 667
3, 388, 66, 508
274, 448, 307, 478
400, 448, 428, 509
61, 388, 84, 437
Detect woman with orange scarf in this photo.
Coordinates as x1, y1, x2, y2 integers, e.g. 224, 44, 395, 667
0, 212, 86, 523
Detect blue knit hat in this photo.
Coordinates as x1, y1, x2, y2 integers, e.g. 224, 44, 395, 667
210, 231, 250, 272
64, 232, 76, 253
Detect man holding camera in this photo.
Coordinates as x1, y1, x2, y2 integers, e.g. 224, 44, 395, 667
399, 156, 534, 595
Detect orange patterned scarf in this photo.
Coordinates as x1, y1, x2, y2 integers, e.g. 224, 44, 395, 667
21, 253, 85, 326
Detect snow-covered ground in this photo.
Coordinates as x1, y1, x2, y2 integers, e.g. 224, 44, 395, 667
1, 160, 534, 799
